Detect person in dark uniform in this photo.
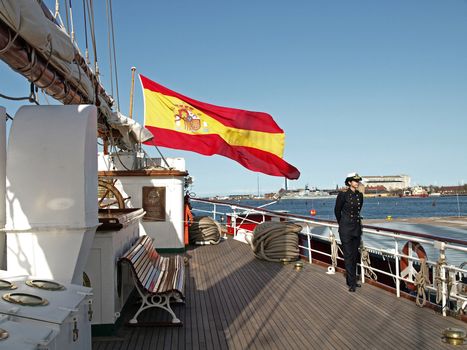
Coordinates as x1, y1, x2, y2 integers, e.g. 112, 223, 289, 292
334, 173, 364, 292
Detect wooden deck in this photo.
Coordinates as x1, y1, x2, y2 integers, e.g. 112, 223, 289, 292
92, 237, 466, 350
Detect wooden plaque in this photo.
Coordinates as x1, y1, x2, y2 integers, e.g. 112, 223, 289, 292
142, 186, 166, 221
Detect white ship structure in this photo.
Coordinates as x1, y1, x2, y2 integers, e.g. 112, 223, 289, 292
281, 185, 337, 199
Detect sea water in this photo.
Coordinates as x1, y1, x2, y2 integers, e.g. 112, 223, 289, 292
192, 195, 467, 221
192, 196, 467, 266
191, 195, 467, 265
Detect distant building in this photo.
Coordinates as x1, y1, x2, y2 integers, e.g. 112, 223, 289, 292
364, 185, 389, 196
363, 175, 410, 191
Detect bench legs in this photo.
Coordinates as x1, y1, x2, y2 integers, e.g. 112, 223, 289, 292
129, 282, 182, 325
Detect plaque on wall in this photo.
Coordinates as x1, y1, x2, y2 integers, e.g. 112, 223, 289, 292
142, 186, 166, 221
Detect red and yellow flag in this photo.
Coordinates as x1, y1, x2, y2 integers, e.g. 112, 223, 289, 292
140, 75, 300, 179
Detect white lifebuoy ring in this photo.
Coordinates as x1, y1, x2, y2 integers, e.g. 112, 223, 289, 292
400, 241, 427, 291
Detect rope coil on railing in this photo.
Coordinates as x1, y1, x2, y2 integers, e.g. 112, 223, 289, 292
414, 258, 430, 307
361, 245, 378, 281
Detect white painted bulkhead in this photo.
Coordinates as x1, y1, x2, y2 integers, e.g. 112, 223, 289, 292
0, 107, 5, 269
118, 175, 185, 249
98, 154, 187, 250
5, 105, 99, 284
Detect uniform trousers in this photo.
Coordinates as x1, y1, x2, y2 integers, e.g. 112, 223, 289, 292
341, 234, 361, 287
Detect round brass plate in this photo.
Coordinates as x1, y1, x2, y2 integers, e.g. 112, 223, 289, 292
0, 328, 8, 340
442, 337, 465, 346
0, 280, 16, 290
443, 327, 466, 339
2, 293, 49, 306
294, 262, 304, 271
442, 327, 466, 345
26, 279, 65, 291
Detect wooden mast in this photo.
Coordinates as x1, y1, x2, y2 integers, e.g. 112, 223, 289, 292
129, 67, 136, 119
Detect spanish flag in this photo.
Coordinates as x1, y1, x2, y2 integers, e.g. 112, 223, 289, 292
141, 75, 300, 179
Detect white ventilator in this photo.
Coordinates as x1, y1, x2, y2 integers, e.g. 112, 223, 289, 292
5, 105, 99, 284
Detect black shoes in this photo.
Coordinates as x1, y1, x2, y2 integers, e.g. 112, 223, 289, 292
347, 282, 361, 292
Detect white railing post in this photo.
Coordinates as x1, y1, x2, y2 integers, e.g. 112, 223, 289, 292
213, 204, 217, 220
232, 207, 238, 237
306, 225, 312, 264
395, 240, 400, 298
439, 242, 447, 317
360, 239, 365, 285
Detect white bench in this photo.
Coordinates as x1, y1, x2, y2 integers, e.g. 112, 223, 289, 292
119, 235, 185, 325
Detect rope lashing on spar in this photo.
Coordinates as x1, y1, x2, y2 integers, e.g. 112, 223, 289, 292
188, 216, 222, 245
360, 245, 378, 281
414, 258, 430, 307
251, 221, 302, 262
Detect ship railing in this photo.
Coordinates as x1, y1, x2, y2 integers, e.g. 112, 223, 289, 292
189, 197, 467, 318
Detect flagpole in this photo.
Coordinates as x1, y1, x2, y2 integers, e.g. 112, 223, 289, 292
129, 66, 136, 119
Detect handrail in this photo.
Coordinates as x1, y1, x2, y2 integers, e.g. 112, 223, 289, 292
190, 197, 467, 247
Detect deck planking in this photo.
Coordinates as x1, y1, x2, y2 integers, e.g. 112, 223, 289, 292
93, 237, 466, 350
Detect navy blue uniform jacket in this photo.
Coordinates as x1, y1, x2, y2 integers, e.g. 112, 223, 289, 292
334, 189, 364, 239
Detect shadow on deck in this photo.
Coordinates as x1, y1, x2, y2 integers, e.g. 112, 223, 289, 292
93, 237, 465, 350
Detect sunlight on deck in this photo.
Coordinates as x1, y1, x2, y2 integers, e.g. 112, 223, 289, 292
93, 237, 466, 350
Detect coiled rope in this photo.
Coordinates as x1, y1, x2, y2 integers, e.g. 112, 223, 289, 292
188, 216, 221, 245
251, 221, 302, 262
361, 246, 378, 281
414, 258, 430, 307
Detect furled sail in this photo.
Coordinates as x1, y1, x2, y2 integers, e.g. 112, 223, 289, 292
0, 0, 145, 151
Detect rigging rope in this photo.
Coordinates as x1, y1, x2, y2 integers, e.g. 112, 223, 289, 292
54, 0, 60, 19
64, 0, 71, 36
109, 0, 120, 111
68, 0, 76, 43
361, 245, 378, 281
0, 23, 21, 55
86, 0, 99, 76
414, 258, 429, 307
108, 136, 132, 171
105, 0, 114, 99
0, 83, 39, 105
82, 0, 90, 64
0, 93, 33, 102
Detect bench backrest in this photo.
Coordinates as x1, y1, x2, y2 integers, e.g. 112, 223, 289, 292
120, 235, 184, 295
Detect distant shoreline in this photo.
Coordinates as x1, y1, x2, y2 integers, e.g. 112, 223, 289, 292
215, 194, 467, 201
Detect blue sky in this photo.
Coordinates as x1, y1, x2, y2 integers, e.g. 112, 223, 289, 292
1, 1, 467, 196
